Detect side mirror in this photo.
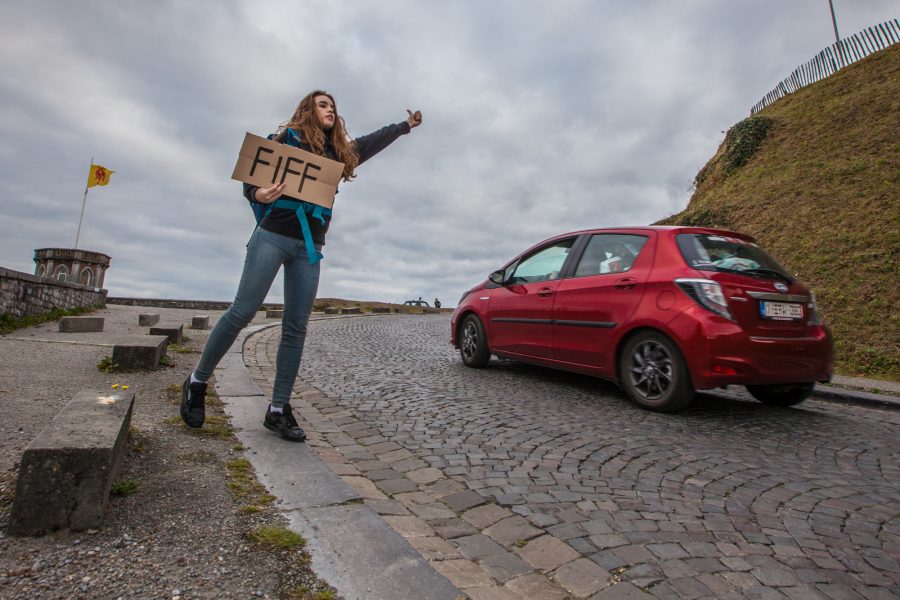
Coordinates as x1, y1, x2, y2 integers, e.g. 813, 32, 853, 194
488, 269, 506, 285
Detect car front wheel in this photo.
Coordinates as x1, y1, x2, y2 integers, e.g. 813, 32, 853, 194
620, 331, 693, 412
746, 383, 814, 407
459, 314, 490, 368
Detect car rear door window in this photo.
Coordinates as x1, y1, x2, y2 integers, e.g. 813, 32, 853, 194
573, 234, 648, 277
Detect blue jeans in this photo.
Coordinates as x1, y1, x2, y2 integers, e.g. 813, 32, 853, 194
194, 228, 320, 407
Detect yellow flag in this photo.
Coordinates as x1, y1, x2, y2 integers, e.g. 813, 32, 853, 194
87, 164, 114, 188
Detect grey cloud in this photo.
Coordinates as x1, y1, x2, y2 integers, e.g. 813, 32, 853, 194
1, 0, 896, 308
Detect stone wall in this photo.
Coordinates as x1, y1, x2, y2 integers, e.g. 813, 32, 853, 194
107, 297, 280, 311
0, 267, 107, 318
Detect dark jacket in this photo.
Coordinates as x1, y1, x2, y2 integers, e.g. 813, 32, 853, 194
243, 122, 411, 245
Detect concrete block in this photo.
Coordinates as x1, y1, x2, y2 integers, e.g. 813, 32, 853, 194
324, 308, 340, 315
149, 323, 183, 344
265, 309, 284, 318
59, 316, 104, 333
191, 315, 209, 330
9, 390, 135, 535
340, 307, 361, 315
372, 307, 390, 314
112, 335, 169, 369
138, 313, 160, 326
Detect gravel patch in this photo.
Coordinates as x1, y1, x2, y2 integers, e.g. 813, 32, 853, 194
0, 305, 335, 599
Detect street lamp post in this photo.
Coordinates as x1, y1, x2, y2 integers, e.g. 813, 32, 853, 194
827, 0, 845, 68
827, 0, 840, 43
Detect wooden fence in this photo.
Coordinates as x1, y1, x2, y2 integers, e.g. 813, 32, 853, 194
751, 19, 899, 114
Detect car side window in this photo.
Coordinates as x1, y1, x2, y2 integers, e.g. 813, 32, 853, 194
508, 238, 575, 284
574, 234, 648, 277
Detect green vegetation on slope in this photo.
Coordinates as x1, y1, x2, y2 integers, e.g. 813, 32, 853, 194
658, 45, 900, 380
0, 305, 103, 335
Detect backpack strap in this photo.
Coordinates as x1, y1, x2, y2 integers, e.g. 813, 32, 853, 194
270, 199, 332, 264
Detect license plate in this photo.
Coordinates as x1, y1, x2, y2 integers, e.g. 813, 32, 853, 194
759, 301, 804, 320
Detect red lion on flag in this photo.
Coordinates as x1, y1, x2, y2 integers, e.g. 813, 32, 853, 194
88, 164, 113, 188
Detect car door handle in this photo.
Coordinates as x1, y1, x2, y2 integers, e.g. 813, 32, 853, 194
537, 287, 554, 298
613, 277, 637, 291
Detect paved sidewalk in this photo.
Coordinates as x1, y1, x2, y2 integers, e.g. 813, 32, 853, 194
829, 374, 900, 395
814, 375, 900, 410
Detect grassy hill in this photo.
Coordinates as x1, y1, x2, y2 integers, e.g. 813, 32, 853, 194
657, 45, 899, 380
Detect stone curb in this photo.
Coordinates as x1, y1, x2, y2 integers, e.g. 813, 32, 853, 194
215, 323, 460, 600
811, 384, 900, 411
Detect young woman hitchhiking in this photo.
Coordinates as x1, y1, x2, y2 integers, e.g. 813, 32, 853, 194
181, 90, 423, 441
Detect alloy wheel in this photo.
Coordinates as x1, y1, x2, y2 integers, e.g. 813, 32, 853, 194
628, 340, 674, 400
461, 320, 479, 362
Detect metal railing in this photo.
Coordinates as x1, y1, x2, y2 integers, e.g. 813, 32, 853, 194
751, 19, 899, 114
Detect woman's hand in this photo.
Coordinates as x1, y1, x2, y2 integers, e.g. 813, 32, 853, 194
406, 109, 423, 129
254, 182, 286, 204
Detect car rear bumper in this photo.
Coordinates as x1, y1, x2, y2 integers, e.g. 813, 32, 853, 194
670, 308, 834, 389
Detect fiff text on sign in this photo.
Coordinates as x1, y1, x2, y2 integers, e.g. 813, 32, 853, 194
231, 132, 344, 209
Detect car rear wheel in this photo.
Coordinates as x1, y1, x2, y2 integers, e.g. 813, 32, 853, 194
746, 383, 814, 407
620, 331, 693, 412
459, 315, 490, 368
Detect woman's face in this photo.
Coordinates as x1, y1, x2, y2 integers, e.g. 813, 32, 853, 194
314, 95, 336, 130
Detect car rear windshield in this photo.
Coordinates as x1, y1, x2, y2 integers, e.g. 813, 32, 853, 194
675, 233, 793, 282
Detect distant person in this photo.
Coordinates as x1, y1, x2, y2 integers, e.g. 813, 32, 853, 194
181, 90, 422, 442
434, 298, 441, 309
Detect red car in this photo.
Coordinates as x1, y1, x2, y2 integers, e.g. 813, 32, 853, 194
451, 226, 833, 412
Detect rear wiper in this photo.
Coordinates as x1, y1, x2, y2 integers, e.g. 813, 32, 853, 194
742, 268, 793, 283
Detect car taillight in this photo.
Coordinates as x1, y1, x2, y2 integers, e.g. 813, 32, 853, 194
675, 278, 734, 321
807, 291, 824, 325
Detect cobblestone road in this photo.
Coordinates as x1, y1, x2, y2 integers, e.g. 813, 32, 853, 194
245, 314, 900, 600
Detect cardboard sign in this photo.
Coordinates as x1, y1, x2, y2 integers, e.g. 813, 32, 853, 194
231, 132, 344, 209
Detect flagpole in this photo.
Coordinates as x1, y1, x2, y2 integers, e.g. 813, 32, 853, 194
75, 157, 92, 249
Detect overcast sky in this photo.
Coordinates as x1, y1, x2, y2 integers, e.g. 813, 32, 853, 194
1, 1, 896, 307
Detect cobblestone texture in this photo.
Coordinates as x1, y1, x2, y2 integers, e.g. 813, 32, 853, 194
245, 314, 900, 599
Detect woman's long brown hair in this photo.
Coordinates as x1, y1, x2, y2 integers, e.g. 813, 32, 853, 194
280, 90, 359, 181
